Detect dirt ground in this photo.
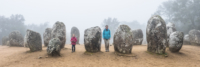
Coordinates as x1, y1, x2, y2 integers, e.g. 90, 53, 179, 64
0, 44, 200, 67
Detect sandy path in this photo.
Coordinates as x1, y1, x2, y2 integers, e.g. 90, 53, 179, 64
0, 45, 200, 67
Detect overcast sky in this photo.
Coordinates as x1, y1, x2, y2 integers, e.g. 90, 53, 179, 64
0, 0, 167, 43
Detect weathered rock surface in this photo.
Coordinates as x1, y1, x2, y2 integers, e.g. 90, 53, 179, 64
183, 34, 191, 45
84, 26, 102, 53
43, 28, 52, 46
26, 29, 42, 52
47, 38, 61, 56
169, 31, 184, 52
8, 31, 24, 47
51, 21, 66, 48
71, 27, 80, 44
131, 29, 143, 45
146, 15, 167, 54
114, 25, 134, 54
24, 34, 28, 47
2, 36, 9, 46
166, 22, 177, 47
189, 29, 200, 45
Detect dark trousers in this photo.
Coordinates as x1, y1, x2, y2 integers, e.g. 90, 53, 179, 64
72, 45, 75, 52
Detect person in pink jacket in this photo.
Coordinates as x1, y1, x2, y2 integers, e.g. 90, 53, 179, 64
71, 34, 77, 53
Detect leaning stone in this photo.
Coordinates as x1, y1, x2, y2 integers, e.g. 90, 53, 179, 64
43, 28, 52, 47
71, 26, 80, 44
166, 22, 177, 47
8, 31, 24, 47
189, 29, 200, 45
113, 25, 134, 54
26, 29, 42, 52
146, 15, 167, 54
47, 38, 61, 56
169, 31, 184, 52
84, 26, 102, 53
51, 21, 66, 48
131, 29, 143, 45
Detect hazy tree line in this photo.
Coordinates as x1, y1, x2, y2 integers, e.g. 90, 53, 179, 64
154, 0, 200, 34
0, 14, 49, 44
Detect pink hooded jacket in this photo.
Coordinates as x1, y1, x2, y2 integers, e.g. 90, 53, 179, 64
71, 37, 77, 45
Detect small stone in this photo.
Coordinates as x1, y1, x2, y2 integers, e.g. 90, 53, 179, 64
169, 31, 184, 52
47, 38, 61, 56
8, 31, 24, 47
38, 57, 42, 59
131, 29, 143, 45
189, 29, 200, 45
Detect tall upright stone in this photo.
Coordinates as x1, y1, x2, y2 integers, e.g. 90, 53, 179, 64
166, 22, 177, 47
71, 27, 80, 44
146, 15, 167, 54
9, 31, 24, 47
51, 21, 66, 48
84, 26, 102, 53
113, 25, 134, 54
169, 31, 184, 52
26, 29, 42, 52
2, 36, 9, 46
189, 29, 200, 45
43, 28, 52, 47
131, 29, 143, 45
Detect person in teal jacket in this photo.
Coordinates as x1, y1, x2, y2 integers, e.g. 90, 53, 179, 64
103, 25, 111, 52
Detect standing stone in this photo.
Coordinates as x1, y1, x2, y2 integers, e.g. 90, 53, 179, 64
51, 21, 66, 48
43, 28, 52, 47
71, 27, 80, 44
26, 29, 42, 52
169, 31, 184, 52
114, 25, 134, 54
47, 38, 61, 56
189, 29, 200, 45
2, 36, 9, 46
8, 31, 24, 47
183, 34, 191, 45
24, 34, 28, 47
131, 29, 143, 45
166, 22, 177, 47
146, 15, 167, 54
84, 26, 102, 53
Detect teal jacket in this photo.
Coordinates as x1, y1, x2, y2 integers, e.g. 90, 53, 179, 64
103, 29, 111, 40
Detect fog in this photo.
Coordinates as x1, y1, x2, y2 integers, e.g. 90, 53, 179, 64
1, 0, 183, 44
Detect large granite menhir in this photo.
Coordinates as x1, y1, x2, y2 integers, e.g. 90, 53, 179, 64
189, 29, 200, 45
71, 27, 80, 44
51, 21, 66, 48
166, 22, 177, 47
146, 15, 167, 54
169, 31, 184, 52
84, 26, 102, 53
114, 25, 134, 54
26, 29, 42, 52
43, 28, 52, 47
9, 31, 24, 47
47, 38, 61, 56
131, 29, 143, 45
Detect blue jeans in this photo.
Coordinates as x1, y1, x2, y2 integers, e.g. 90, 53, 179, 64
72, 45, 75, 52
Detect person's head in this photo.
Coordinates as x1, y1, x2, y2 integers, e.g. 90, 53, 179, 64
73, 34, 75, 37
105, 25, 108, 29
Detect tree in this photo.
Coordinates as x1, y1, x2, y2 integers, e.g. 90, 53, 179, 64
101, 18, 120, 39
154, 0, 200, 34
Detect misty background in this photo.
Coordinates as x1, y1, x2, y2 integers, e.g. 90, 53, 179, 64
1, 0, 199, 45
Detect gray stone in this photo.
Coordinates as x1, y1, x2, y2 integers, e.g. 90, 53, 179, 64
183, 34, 191, 45
166, 22, 177, 47
2, 36, 9, 46
113, 25, 134, 54
51, 21, 66, 48
24, 34, 28, 47
43, 28, 52, 47
146, 15, 167, 54
189, 29, 200, 45
26, 29, 42, 52
8, 31, 24, 47
131, 29, 143, 45
71, 27, 80, 44
169, 31, 184, 52
47, 38, 61, 56
84, 26, 102, 53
